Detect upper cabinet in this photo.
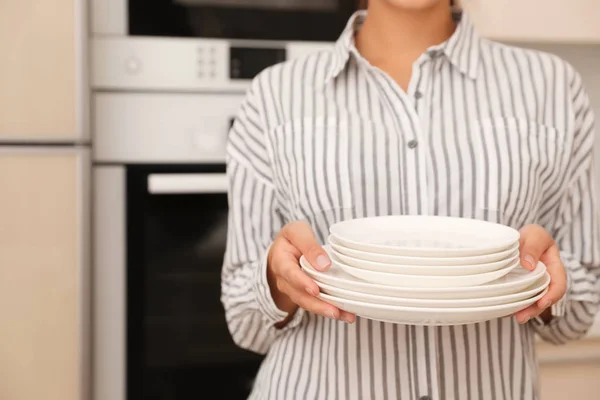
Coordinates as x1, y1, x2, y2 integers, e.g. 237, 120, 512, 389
463, 0, 600, 43
0, 0, 87, 142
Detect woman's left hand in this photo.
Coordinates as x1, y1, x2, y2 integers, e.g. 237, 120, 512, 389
514, 224, 568, 324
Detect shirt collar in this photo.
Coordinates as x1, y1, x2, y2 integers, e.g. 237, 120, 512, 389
323, 10, 481, 85
440, 11, 481, 79
322, 11, 364, 85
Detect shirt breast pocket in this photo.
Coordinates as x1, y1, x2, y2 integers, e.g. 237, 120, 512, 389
474, 117, 564, 229
271, 117, 355, 223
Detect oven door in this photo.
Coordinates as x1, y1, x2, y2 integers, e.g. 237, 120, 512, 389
94, 164, 264, 400
127, 0, 358, 41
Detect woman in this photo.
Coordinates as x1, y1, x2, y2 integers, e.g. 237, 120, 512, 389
222, 0, 600, 399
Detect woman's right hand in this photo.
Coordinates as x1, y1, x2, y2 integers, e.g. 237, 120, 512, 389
267, 220, 356, 325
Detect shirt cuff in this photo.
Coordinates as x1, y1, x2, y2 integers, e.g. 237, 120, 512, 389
533, 253, 575, 325
253, 243, 306, 329
551, 264, 572, 318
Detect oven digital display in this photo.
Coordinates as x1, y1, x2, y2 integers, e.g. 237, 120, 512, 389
229, 47, 287, 80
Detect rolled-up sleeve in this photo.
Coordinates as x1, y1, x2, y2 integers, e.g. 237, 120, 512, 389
221, 77, 304, 355
532, 71, 600, 344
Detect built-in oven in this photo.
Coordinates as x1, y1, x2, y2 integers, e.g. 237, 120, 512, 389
92, 93, 265, 400
91, 2, 359, 399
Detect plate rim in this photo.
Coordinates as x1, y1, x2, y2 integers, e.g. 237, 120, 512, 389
300, 255, 547, 293
328, 244, 521, 282
318, 286, 549, 314
329, 216, 520, 256
329, 244, 521, 274
328, 234, 520, 264
316, 272, 551, 306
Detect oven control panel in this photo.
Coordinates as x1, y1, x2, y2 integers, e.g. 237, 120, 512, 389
92, 37, 331, 92
196, 44, 220, 81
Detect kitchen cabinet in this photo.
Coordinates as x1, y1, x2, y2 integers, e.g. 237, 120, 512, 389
0, 0, 87, 141
463, 0, 600, 43
0, 149, 90, 400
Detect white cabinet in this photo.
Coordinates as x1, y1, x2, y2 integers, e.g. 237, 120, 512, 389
463, 0, 600, 43
0, 0, 87, 141
0, 149, 90, 400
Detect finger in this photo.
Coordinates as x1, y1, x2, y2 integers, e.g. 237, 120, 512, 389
279, 256, 320, 296
537, 245, 567, 309
514, 303, 546, 324
279, 280, 343, 320
339, 310, 357, 324
282, 221, 331, 271
519, 226, 553, 271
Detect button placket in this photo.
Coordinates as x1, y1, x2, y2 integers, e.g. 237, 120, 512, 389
409, 325, 441, 400
401, 115, 427, 213
365, 62, 430, 213
409, 63, 432, 214
410, 63, 425, 146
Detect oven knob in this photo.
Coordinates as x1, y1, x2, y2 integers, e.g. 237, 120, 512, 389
125, 57, 141, 74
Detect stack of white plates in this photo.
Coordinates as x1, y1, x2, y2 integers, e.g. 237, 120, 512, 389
300, 216, 550, 326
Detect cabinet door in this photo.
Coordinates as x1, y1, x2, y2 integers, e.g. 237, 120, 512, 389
0, 149, 90, 400
464, 0, 600, 43
0, 1, 86, 141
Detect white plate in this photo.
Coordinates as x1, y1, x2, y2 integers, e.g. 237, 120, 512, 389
300, 256, 547, 300
318, 288, 548, 326
328, 246, 520, 288
329, 215, 520, 257
329, 234, 520, 266
330, 245, 520, 276
317, 272, 550, 308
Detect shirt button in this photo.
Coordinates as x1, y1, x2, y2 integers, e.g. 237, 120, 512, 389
428, 49, 441, 58
419, 396, 431, 400
414, 91, 423, 100
408, 140, 418, 149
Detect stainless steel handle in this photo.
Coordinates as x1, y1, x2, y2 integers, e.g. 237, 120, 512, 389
147, 173, 228, 194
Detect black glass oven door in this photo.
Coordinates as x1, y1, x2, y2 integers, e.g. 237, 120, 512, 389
128, 0, 358, 41
126, 164, 264, 400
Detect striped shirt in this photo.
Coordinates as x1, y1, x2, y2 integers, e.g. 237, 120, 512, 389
221, 10, 600, 400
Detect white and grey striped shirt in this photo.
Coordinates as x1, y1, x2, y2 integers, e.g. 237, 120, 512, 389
222, 11, 600, 400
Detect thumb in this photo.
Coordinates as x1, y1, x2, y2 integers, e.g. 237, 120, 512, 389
282, 221, 331, 271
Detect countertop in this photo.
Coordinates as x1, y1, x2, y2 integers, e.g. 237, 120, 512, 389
535, 315, 600, 364
587, 314, 600, 339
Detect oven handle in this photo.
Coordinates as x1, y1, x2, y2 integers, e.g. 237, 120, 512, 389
147, 173, 228, 194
